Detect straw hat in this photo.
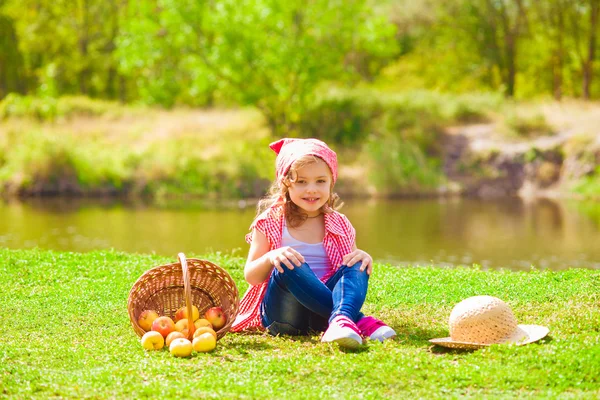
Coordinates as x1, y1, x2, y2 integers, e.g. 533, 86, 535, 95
429, 296, 549, 349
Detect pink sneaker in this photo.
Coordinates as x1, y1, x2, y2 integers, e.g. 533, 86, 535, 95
321, 316, 363, 349
357, 316, 396, 342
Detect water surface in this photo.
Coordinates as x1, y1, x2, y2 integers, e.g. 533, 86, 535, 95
1, 197, 599, 271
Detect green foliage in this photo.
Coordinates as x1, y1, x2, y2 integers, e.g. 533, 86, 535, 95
3, 0, 600, 108
377, 0, 600, 100
0, 249, 599, 398
117, 0, 397, 132
3, 0, 125, 99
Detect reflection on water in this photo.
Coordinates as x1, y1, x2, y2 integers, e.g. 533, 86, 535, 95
0, 197, 599, 271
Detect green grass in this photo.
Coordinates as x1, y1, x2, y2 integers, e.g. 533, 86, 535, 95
1, 249, 598, 399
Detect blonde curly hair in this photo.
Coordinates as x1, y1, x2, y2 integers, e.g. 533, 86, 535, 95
256, 155, 342, 228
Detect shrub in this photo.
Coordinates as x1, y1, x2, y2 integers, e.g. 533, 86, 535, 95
502, 111, 553, 137
0, 94, 124, 121
572, 167, 600, 197
299, 92, 380, 146
362, 135, 444, 194
445, 92, 501, 123
0, 129, 137, 194
0, 94, 58, 121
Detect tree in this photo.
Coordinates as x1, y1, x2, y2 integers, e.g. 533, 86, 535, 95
0, 3, 26, 98
569, 0, 600, 99
531, 0, 569, 99
4, 0, 127, 99
463, 0, 530, 98
118, 0, 397, 134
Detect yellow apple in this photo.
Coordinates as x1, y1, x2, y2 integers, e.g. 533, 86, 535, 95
194, 318, 213, 330
174, 319, 189, 333
151, 316, 175, 338
174, 305, 200, 322
193, 326, 217, 341
138, 310, 159, 332
169, 338, 193, 357
205, 307, 226, 330
141, 331, 164, 350
192, 332, 216, 353
166, 331, 186, 347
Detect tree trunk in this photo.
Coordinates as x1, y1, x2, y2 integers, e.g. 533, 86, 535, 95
0, 15, 25, 99
582, 0, 599, 99
552, 3, 565, 100
119, 75, 127, 103
505, 34, 517, 97
78, 0, 90, 95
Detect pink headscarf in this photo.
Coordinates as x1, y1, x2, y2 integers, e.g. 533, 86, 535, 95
269, 138, 338, 183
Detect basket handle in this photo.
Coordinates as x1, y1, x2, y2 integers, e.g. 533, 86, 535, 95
178, 252, 196, 340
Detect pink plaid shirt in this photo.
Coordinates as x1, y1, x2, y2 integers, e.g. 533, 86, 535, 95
231, 204, 356, 332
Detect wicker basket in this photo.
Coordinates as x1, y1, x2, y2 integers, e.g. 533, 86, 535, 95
127, 253, 239, 341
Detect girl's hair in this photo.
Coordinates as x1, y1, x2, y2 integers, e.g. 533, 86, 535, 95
256, 155, 342, 228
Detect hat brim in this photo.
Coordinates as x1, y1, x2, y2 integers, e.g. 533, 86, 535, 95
429, 324, 549, 350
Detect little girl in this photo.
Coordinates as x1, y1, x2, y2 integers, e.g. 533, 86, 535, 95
231, 138, 396, 348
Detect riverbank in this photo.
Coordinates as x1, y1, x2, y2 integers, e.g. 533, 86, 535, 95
0, 249, 598, 398
1, 92, 599, 200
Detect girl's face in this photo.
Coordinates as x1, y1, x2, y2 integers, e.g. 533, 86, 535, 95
287, 159, 332, 217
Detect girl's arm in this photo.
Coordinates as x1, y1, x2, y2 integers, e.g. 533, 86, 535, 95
244, 229, 305, 286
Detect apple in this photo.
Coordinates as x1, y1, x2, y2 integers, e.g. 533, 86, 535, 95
193, 326, 217, 341
166, 331, 186, 347
174, 305, 200, 322
169, 338, 193, 357
174, 319, 190, 336
151, 316, 175, 338
194, 318, 213, 330
138, 310, 159, 332
141, 331, 164, 350
205, 307, 226, 330
192, 332, 217, 353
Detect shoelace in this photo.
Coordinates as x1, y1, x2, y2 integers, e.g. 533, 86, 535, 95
356, 316, 387, 337
334, 316, 361, 335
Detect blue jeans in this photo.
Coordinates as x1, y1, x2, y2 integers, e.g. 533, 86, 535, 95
260, 262, 369, 336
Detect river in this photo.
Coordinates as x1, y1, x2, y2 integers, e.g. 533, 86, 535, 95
1, 197, 599, 271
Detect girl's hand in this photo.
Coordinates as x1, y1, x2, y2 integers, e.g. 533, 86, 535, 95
341, 249, 373, 275
268, 247, 305, 273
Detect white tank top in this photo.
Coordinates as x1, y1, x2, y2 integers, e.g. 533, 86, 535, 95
281, 224, 330, 279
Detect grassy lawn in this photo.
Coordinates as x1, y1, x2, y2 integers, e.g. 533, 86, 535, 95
0, 248, 598, 399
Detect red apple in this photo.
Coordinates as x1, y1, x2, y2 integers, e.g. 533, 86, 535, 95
151, 316, 175, 338
138, 310, 159, 332
204, 307, 226, 330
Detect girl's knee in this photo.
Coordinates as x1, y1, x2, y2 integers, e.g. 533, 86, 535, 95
345, 262, 369, 274
342, 263, 370, 282
274, 262, 311, 280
